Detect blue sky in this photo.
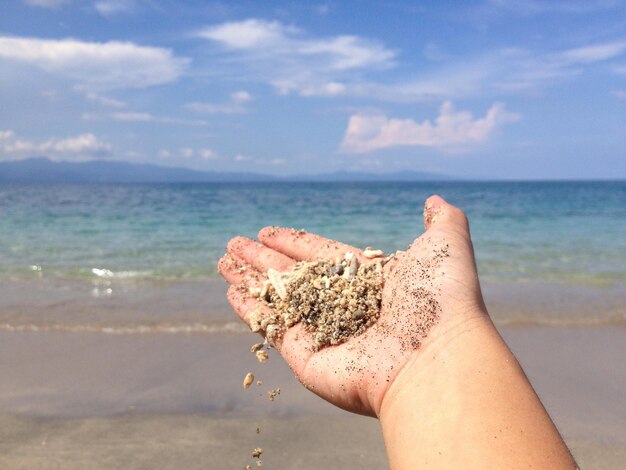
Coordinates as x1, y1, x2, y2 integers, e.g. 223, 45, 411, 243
1, 0, 625, 179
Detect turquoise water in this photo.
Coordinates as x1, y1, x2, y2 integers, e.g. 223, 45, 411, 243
1, 181, 625, 286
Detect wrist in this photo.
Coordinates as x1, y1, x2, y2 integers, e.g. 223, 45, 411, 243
377, 309, 576, 469
378, 310, 494, 422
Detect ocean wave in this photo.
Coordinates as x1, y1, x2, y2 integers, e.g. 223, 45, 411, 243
91, 268, 156, 279
1, 315, 624, 336
0, 321, 250, 335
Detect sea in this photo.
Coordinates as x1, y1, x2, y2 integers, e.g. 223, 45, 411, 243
1, 181, 625, 332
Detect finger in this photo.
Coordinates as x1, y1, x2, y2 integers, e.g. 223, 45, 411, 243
276, 323, 315, 378
226, 285, 286, 348
227, 285, 269, 327
227, 236, 295, 272
217, 253, 265, 286
227, 284, 315, 375
258, 226, 367, 263
423, 194, 470, 234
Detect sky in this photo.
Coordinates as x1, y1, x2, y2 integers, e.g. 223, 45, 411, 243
1, 0, 625, 179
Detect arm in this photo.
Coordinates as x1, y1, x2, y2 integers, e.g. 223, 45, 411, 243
380, 314, 576, 468
218, 195, 576, 469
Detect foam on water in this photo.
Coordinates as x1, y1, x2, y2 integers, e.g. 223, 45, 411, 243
0, 321, 249, 335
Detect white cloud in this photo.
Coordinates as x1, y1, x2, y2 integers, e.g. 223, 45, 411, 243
297, 35, 394, 71
277, 80, 346, 97
112, 112, 155, 122
234, 154, 252, 162
558, 40, 626, 64
199, 19, 295, 49
340, 102, 520, 154
614, 90, 626, 101
185, 102, 245, 115
180, 147, 194, 158
124, 150, 143, 159
158, 147, 217, 160
0, 36, 189, 91
23, 0, 71, 8
197, 19, 395, 97
0, 130, 16, 140
199, 19, 396, 70
488, 0, 623, 15
198, 148, 216, 160
231, 90, 253, 103
197, 19, 626, 102
0, 130, 112, 160
110, 112, 207, 126
84, 91, 126, 108
94, 0, 134, 16
185, 90, 253, 115
380, 41, 626, 100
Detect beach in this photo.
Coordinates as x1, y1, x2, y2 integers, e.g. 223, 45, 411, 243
0, 280, 625, 469
1, 182, 625, 468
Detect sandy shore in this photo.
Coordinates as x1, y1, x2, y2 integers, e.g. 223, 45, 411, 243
1, 326, 625, 469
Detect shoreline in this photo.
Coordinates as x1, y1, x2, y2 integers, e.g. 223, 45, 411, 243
0, 278, 624, 332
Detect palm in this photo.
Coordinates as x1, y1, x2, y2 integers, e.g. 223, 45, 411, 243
219, 197, 485, 417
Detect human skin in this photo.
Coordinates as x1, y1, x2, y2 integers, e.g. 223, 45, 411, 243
218, 195, 577, 469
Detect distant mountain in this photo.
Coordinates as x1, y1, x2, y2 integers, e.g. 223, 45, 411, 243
0, 158, 448, 183
0, 157, 279, 183
286, 170, 448, 182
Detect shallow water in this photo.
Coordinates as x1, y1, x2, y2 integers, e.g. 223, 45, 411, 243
0, 181, 624, 329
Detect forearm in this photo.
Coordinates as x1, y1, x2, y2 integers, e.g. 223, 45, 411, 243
379, 314, 577, 469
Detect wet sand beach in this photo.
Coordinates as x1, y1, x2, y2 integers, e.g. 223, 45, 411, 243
1, 321, 624, 469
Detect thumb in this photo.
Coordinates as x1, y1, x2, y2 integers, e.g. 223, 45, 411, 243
423, 195, 470, 235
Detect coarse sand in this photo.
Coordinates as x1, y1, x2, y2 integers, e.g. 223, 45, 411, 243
250, 251, 388, 350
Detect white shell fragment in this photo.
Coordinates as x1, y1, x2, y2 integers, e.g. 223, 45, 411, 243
260, 280, 271, 299
267, 268, 289, 300
249, 307, 264, 332
344, 255, 359, 280
363, 248, 384, 259
265, 324, 280, 344
248, 287, 262, 297
243, 372, 254, 389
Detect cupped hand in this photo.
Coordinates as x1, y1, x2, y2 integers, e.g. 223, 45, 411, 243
218, 195, 488, 417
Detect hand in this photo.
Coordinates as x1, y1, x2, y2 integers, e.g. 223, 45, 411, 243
218, 195, 488, 417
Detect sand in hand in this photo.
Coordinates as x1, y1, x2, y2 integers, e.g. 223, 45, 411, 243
249, 250, 389, 350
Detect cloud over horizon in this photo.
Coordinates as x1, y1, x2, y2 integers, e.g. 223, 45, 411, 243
0, 130, 113, 161
340, 102, 520, 154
